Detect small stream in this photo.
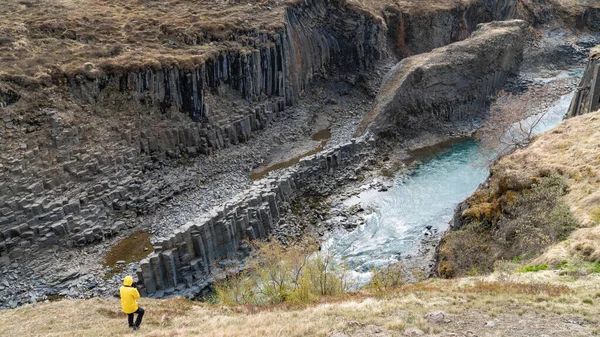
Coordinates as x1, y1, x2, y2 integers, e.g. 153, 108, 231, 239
323, 74, 580, 286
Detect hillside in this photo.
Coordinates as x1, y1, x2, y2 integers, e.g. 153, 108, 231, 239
439, 109, 600, 277
1, 272, 599, 337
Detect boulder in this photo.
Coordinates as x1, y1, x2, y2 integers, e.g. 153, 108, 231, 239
358, 20, 528, 137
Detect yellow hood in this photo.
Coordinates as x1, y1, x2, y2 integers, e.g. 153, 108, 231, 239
123, 276, 134, 286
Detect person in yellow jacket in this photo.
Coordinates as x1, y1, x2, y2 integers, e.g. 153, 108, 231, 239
120, 276, 145, 330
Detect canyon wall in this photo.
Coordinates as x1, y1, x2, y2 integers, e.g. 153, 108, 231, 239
567, 46, 600, 117
358, 20, 528, 136
0, 0, 385, 261
135, 137, 374, 297
0, 0, 527, 261
70, 0, 385, 125
383, 0, 519, 58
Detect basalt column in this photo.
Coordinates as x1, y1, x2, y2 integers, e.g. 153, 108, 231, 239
567, 46, 600, 117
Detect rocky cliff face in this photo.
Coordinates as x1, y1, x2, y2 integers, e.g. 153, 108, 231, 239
358, 20, 528, 137
383, 0, 519, 58
0, 0, 527, 262
0, 0, 594, 305
70, 0, 385, 125
0, 0, 386, 262
567, 46, 600, 117
136, 137, 374, 297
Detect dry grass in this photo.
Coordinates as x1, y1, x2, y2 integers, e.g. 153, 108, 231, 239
0, 0, 493, 84
493, 110, 600, 264
462, 280, 571, 297
437, 108, 600, 280
2, 274, 600, 336
439, 110, 600, 277
0, 0, 289, 81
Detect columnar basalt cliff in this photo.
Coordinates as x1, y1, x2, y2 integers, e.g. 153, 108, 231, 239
1, 0, 597, 310
567, 46, 600, 117
357, 20, 528, 137
69, 0, 386, 125
383, 0, 519, 58
133, 18, 531, 297
0, 0, 527, 262
135, 137, 374, 296
0, 0, 386, 260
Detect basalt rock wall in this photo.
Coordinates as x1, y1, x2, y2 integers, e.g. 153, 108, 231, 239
383, 0, 519, 58
0, 0, 532, 261
135, 137, 374, 297
359, 20, 528, 137
577, 6, 600, 31
0, 0, 385, 261
567, 46, 600, 117
70, 0, 385, 138
67, 1, 386, 160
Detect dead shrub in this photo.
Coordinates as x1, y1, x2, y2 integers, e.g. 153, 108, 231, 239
477, 88, 551, 161
366, 262, 407, 292
214, 240, 354, 306
438, 223, 496, 278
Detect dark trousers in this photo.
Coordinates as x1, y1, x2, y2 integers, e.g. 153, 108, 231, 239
127, 307, 145, 327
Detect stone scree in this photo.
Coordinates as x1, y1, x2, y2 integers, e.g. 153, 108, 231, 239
135, 137, 374, 296
567, 46, 600, 117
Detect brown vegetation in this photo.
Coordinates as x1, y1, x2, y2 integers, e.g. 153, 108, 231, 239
214, 240, 352, 306
440, 110, 600, 278
463, 280, 571, 297
103, 232, 154, 279
0, 0, 495, 86
0, 0, 288, 83
439, 166, 579, 278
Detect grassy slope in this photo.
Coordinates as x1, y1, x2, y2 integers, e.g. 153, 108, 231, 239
438, 109, 600, 278
509, 110, 600, 265
1, 273, 600, 337
0, 0, 289, 81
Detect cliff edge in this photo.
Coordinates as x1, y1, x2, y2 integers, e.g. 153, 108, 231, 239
357, 20, 528, 137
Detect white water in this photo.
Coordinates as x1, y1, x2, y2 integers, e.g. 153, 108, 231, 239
323, 85, 578, 287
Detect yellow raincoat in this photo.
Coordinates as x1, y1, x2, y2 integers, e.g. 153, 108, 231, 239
120, 276, 140, 314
